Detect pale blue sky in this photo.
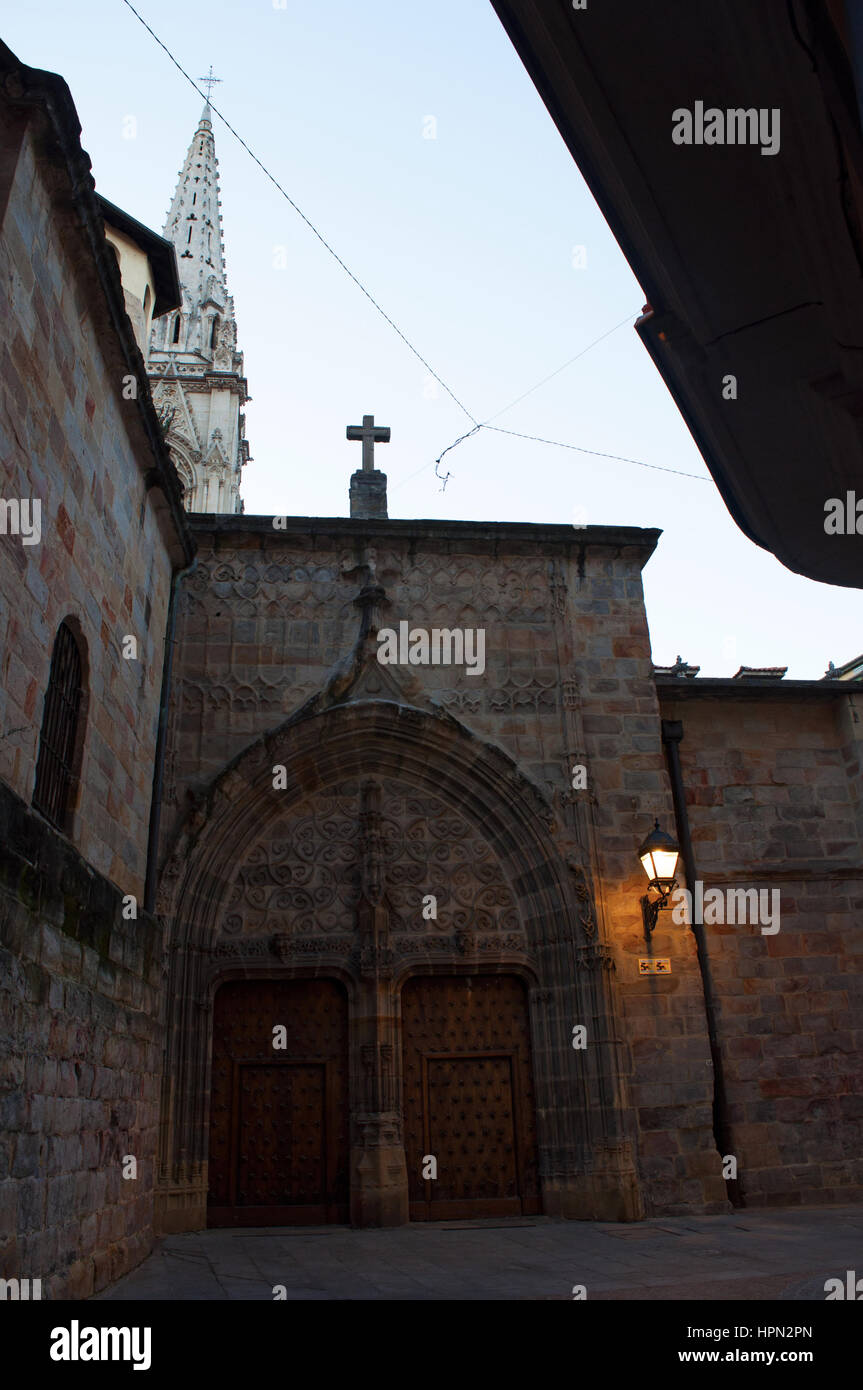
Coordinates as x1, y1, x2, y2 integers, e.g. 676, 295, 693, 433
5, 0, 860, 677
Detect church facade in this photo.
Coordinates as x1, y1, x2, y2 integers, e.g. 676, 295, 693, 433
152, 505, 863, 1236
154, 513, 674, 1230
2, 43, 863, 1300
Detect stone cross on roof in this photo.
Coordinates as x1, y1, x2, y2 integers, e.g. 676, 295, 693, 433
347, 414, 390, 472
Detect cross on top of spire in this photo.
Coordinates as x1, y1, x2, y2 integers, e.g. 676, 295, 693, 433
198, 66, 222, 103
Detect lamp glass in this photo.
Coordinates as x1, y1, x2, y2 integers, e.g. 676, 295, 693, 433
638, 821, 680, 885
650, 846, 679, 882
639, 846, 680, 884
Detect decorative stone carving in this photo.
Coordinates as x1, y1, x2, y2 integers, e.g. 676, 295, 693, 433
549, 569, 568, 616
576, 942, 615, 972
359, 1043, 398, 1113
359, 780, 385, 906
436, 675, 559, 717
208, 935, 357, 959
180, 672, 301, 718
219, 779, 521, 939
393, 933, 526, 954
568, 860, 599, 941
214, 319, 234, 369
190, 554, 346, 610
210, 938, 272, 958
357, 942, 395, 980
394, 557, 555, 625
270, 931, 292, 959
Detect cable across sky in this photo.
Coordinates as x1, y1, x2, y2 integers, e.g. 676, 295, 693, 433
120, 0, 712, 494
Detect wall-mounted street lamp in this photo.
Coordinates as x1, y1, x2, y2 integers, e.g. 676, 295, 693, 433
638, 819, 680, 938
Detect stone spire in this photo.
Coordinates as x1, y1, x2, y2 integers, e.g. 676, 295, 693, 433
147, 100, 251, 513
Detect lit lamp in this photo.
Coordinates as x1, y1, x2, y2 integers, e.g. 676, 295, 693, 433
638, 818, 680, 938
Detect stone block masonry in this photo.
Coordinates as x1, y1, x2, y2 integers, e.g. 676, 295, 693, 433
154, 516, 730, 1226
155, 516, 863, 1224
658, 685, 863, 1208
0, 87, 191, 900
0, 40, 189, 1298
0, 779, 164, 1299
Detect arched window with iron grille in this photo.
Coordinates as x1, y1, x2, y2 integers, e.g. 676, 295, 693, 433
33, 620, 86, 833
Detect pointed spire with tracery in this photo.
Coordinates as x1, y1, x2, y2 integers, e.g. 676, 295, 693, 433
147, 82, 251, 515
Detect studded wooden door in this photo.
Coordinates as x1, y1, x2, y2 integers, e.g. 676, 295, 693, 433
401, 975, 541, 1220
207, 979, 349, 1226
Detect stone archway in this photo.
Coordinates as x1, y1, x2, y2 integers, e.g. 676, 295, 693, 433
163, 433, 200, 510
155, 698, 641, 1233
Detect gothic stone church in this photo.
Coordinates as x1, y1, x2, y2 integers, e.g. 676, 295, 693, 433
2, 45, 862, 1299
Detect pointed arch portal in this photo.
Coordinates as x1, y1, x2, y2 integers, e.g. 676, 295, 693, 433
155, 698, 642, 1233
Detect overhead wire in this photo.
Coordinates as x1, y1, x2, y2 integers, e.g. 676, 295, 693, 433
481, 311, 636, 425
483, 427, 710, 481
120, 0, 712, 495
120, 0, 477, 427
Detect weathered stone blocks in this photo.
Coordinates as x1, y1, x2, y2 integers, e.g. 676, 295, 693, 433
0, 780, 164, 1297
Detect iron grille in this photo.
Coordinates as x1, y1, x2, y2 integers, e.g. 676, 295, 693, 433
33, 621, 83, 831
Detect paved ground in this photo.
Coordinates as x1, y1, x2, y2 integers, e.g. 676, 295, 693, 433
96, 1206, 863, 1300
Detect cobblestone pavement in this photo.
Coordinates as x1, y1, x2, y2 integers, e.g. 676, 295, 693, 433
95, 1205, 863, 1300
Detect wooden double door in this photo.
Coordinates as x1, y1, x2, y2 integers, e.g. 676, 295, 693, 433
402, 975, 541, 1220
207, 973, 540, 1225
207, 979, 349, 1225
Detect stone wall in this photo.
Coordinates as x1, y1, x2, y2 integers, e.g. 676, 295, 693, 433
0, 46, 191, 1298
0, 102, 183, 899
157, 516, 728, 1221
657, 684, 863, 1207
0, 779, 164, 1298
161, 519, 661, 851
159, 518, 863, 1220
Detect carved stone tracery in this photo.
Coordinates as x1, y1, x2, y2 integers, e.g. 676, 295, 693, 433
219, 778, 523, 941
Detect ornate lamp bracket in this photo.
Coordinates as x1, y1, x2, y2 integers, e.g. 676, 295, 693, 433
641, 879, 678, 938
